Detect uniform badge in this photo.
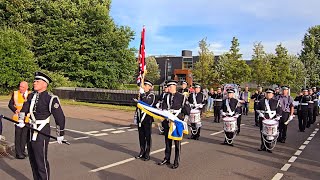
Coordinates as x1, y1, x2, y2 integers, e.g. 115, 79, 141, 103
54, 103, 60, 109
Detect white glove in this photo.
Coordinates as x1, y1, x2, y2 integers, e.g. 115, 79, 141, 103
221, 112, 226, 116
57, 136, 64, 144
275, 116, 281, 121
258, 113, 264, 118
198, 104, 203, 108
139, 87, 144, 94
156, 102, 160, 109
0, 135, 5, 141
184, 115, 189, 122
289, 115, 294, 121
234, 114, 240, 118
16, 120, 25, 128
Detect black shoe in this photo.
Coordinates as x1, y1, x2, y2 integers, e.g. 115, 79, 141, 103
22, 152, 28, 157
258, 148, 266, 151
158, 159, 170, 166
135, 154, 143, 159
267, 150, 273, 153
228, 143, 234, 147
195, 136, 199, 140
16, 154, 25, 159
143, 156, 150, 161
280, 139, 286, 143
172, 163, 179, 169
221, 142, 227, 145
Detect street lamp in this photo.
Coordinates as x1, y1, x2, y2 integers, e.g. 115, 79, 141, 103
165, 58, 169, 81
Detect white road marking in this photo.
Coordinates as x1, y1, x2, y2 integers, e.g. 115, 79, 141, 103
315, 128, 319, 131
307, 137, 313, 141
90, 141, 189, 172
303, 141, 310, 145
312, 131, 317, 134
288, 156, 297, 163
117, 127, 131, 130
74, 136, 89, 140
49, 141, 58, 144
310, 134, 315, 137
51, 126, 89, 136
210, 130, 224, 136
85, 131, 100, 134
281, 164, 291, 171
294, 150, 302, 156
127, 128, 138, 131
271, 173, 283, 180
92, 133, 109, 137
299, 145, 306, 150
111, 130, 126, 134
101, 128, 116, 132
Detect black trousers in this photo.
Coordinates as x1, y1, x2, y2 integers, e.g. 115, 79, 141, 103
190, 123, 201, 139
138, 122, 152, 158
15, 126, 28, 156
299, 107, 308, 131
254, 103, 259, 126
163, 120, 180, 165
214, 106, 221, 122
307, 108, 313, 128
313, 106, 318, 123
237, 115, 241, 133
279, 112, 289, 141
28, 138, 50, 180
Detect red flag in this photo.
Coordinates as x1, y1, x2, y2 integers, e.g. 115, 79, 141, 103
137, 26, 146, 86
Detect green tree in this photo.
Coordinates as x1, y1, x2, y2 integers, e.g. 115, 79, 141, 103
0, 28, 38, 93
220, 37, 251, 84
251, 42, 272, 86
299, 25, 320, 87
288, 55, 306, 91
31, 0, 136, 89
145, 56, 160, 83
193, 38, 215, 87
270, 44, 293, 86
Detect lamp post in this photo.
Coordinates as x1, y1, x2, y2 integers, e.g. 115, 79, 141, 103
165, 58, 169, 81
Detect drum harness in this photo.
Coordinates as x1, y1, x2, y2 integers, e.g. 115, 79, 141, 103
224, 99, 238, 144
260, 99, 280, 150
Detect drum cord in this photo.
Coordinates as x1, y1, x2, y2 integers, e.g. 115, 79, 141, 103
224, 129, 238, 144
261, 131, 279, 151
158, 123, 164, 133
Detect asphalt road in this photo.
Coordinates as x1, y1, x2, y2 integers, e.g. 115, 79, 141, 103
0, 104, 319, 180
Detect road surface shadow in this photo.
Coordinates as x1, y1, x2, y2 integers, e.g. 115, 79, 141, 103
0, 159, 30, 180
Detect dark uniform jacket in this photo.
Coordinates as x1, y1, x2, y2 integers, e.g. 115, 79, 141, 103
221, 98, 241, 115
162, 92, 191, 120
251, 92, 265, 103
257, 98, 282, 119
138, 91, 155, 124
188, 92, 206, 110
21, 91, 65, 141
213, 93, 223, 107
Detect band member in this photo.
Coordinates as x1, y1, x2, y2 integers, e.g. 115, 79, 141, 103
19, 72, 66, 180
251, 86, 265, 126
220, 89, 241, 146
297, 88, 310, 132
307, 88, 314, 128
213, 87, 223, 123
8, 81, 31, 159
257, 88, 282, 153
178, 81, 190, 95
188, 84, 206, 140
156, 82, 168, 135
135, 80, 155, 161
158, 80, 190, 169
294, 91, 303, 130
312, 87, 319, 123
274, 87, 281, 100
277, 86, 294, 143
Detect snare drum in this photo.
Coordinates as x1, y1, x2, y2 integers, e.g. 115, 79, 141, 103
189, 109, 201, 123
223, 117, 237, 132
262, 119, 278, 136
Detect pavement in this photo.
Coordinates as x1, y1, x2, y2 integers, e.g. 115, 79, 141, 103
0, 100, 319, 180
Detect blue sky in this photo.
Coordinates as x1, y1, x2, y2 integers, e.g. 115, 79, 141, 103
110, 0, 320, 59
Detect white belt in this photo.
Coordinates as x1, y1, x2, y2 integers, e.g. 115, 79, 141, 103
258, 110, 276, 114
299, 103, 308, 106
214, 99, 222, 101
308, 101, 314, 104
170, 109, 181, 114
31, 118, 50, 141
255, 100, 260, 103
313, 99, 318, 101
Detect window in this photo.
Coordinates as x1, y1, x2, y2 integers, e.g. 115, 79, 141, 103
182, 58, 193, 69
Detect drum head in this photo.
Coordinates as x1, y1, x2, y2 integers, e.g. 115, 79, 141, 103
191, 109, 200, 114
263, 119, 278, 125
223, 117, 236, 122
